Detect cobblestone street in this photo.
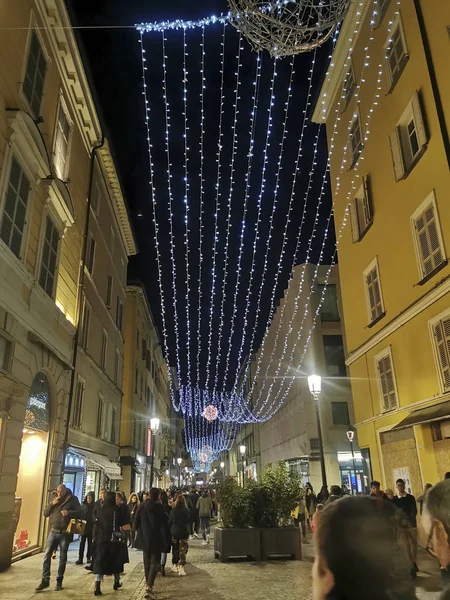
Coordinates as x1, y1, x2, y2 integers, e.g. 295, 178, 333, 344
0, 533, 444, 600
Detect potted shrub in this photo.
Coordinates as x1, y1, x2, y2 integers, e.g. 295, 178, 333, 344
256, 462, 303, 560
214, 477, 261, 562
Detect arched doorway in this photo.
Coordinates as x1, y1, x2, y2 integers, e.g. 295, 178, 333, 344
13, 372, 51, 554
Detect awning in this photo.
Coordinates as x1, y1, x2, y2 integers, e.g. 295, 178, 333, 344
71, 447, 122, 479
392, 400, 450, 431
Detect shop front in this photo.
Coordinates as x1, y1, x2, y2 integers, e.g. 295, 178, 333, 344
64, 446, 122, 500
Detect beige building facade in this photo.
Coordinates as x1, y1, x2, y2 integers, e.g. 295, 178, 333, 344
0, 0, 135, 570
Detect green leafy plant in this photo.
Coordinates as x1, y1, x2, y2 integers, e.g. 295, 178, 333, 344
217, 477, 252, 528
255, 462, 303, 527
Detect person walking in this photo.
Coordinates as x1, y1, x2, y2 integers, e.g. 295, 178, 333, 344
187, 487, 200, 539
92, 491, 129, 595
159, 491, 172, 576
35, 484, 81, 592
305, 486, 316, 530
326, 485, 343, 505
317, 485, 329, 504
393, 478, 418, 578
197, 489, 213, 545
135, 488, 169, 598
76, 491, 95, 565
86, 488, 106, 572
127, 493, 140, 547
293, 493, 309, 543
169, 494, 191, 576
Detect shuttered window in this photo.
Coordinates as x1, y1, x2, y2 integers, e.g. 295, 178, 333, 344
111, 408, 117, 444
386, 21, 408, 87
373, 0, 391, 27
106, 274, 113, 308
54, 102, 71, 179
365, 262, 384, 322
350, 178, 372, 242
433, 318, 450, 391
0, 157, 31, 258
96, 397, 104, 437
376, 352, 398, 411
39, 216, 60, 297
87, 237, 95, 274
72, 380, 84, 428
101, 331, 107, 370
349, 114, 363, 168
116, 297, 123, 331
81, 299, 91, 351
413, 202, 444, 278
23, 31, 47, 117
114, 349, 120, 385
342, 65, 356, 110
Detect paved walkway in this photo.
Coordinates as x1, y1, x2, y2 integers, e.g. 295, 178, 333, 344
0, 532, 445, 600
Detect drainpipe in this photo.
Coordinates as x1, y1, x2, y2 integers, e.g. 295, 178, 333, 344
413, 0, 450, 170
60, 134, 105, 483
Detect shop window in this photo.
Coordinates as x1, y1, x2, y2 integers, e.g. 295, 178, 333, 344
332, 402, 350, 425
72, 379, 85, 429
23, 31, 47, 117
389, 92, 427, 181
364, 258, 385, 325
323, 335, 347, 376
385, 17, 409, 91
411, 192, 446, 283
431, 315, 450, 392
375, 348, 398, 412
53, 99, 72, 180
106, 274, 113, 308
39, 216, 60, 298
86, 236, 96, 275
350, 177, 373, 242
0, 155, 31, 259
317, 284, 340, 322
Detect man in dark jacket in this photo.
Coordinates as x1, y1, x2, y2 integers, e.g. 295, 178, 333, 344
36, 484, 81, 592
187, 487, 200, 538
135, 487, 169, 598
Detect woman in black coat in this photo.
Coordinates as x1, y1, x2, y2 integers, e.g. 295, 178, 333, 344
159, 491, 172, 576
92, 492, 129, 596
168, 494, 191, 576
77, 491, 95, 565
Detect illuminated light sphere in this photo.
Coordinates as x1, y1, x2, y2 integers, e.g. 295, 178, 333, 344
228, 0, 351, 57
201, 444, 213, 459
203, 404, 218, 423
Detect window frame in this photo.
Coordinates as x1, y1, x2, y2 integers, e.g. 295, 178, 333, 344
411, 191, 447, 284
80, 297, 91, 351
363, 257, 385, 326
37, 212, 62, 299
0, 330, 14, 374
384, 15, 409, 93
429, 310, 450, 394
52, 94, 73, 181
374, 346, 399, 413
20, 24, 49, 118
100, 329, 108, 371
96, 395, 104, 438
86, 235, 96, 276
348, 108, 364, 169
331, 402, 350, 426
350, 176, 373, 242
372, 0, 392, 29
116, 296, 123, 332
109, 226, 115, 255
71, 377, 85, 429
114, 348, 121, 385
341, 61, 356, 112
106, 273, 113, 308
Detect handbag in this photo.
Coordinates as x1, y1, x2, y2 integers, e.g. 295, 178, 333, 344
66, 519, 86, 535
110, 510, 126, 545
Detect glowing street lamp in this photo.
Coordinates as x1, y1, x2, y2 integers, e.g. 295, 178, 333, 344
308, 374, 327, 490
149, 417, 160, 488
240, 445, 246, 487
177, 457, 182, 487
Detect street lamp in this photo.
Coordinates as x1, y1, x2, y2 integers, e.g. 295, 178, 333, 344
220, 461, 225, 476
149, 417, 160, 488
346, 429, 357, 495
240, 445, 246, 487
177, 457, 182, 488
308, 374, 327, 490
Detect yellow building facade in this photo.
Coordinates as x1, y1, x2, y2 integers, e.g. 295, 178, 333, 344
313, 0, 450, 494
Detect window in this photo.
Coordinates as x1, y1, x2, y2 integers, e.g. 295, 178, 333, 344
81, 299, 91, 351
432, 316, 450, 392
0, 333, 12, 372
91, 175, 102, 216
373, 0, 391, 28
111, 407, 117, 444
53, 101, 71, 179
342, 63, 356, 110
39, 216, 60, 297
349, 112, 363, 168
109, 227, 115, 254
318, 285, 340, 322
323, 335, 346, 377
72, 379, 84, 428
114, 349, 120, 385
350, 178, 373, 242
389, 92, 427, 180
142, 338, 147, 361
23, 31, 47, 117
411, 192, 446, 281
137, 329, 140, 350
116, 297, 123, 331
96, 396, 104, 437
375, 349, 398, 411
101, 330, 107, 370
135, 368, 138, 394
146, 349, 151, 371
86, 236, 96, 275
106, 274, 113, 308
364, 258, 384, 324
0, 156, 31, 259
331, 402, 350, 425
385, 19, 408, 90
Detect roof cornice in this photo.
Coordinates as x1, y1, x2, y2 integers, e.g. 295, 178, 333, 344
312, 0, 372, 124
36, 0, 137, 256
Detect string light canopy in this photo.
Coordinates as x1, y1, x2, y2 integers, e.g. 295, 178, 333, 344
228, 0, 351, 57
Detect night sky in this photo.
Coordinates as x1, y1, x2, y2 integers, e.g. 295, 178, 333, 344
69, 1, 335, 393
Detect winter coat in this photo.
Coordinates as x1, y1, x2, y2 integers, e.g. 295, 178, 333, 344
305, 492, 317, 516
128, 501, 139, 523
116, 502, 131, 526
44, 491, 81, 531
134, 500, 169, 553
197, 496, 213, 518
93, 505, 129, 575
187, 492, 199, 514
81, 494, 95, 536
168, 506, 191, 541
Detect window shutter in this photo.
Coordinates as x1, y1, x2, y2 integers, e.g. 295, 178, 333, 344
411, 91, 427, 148
389, 127, 405, 181
434, 320, 450, 390
350, 200, 359, 242
366, 270, 377, 319
378, 354, 397, 411
362, 176, 373, 224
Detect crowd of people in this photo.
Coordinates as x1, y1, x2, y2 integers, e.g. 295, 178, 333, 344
34, 484, 217, 597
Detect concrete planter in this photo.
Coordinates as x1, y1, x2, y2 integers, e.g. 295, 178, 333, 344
260, 526, 302, 560
214, 527, 261, 562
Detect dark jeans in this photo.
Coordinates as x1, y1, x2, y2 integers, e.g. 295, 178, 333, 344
79, 533, 93, 561
143, 551, 162, 588
172, 539, 188, 565
42, 531, 70, 581
200, 516, 210, 540
190, 513, 199, 536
